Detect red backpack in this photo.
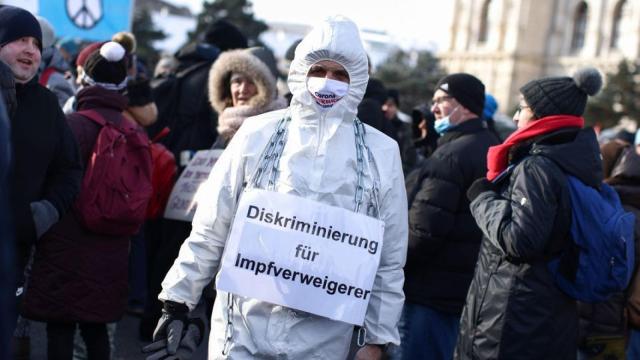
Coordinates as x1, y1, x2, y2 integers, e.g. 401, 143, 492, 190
73, 109, 153, 236
146, 127, 177, 219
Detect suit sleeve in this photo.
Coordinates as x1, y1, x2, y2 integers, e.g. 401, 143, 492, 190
364, 145, 408, 346
158, 125, 248, 310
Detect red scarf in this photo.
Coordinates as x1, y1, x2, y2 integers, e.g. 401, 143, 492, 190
486, 115, 584, 181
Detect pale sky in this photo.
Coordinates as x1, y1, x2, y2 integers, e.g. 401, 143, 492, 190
170, 0, 454, 51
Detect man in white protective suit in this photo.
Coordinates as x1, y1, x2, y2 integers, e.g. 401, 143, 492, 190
142, 15, 408, 360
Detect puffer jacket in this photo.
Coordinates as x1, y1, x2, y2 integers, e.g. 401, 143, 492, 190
405, 118, 499, 315
159, 16, 408, 359
455, 128, 603, 360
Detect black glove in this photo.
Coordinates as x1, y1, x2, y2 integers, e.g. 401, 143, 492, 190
142, 301, 206, 360
467, 178, 497, 202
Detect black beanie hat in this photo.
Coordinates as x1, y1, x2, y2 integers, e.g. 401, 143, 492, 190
520, 67, 603, 118
285, 39, 302, 61
247, 47, 279, 80
0, 6, 43, 53
204, 20, 248, 51
125, 77, 153, 107
435, 73, 485, 117
83, 42, 128, 89
387, 89, 400, 107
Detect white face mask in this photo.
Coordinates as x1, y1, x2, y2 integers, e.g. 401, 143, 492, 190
306, 77, 349, 110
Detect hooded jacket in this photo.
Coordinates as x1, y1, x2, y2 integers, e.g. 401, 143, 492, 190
455, 127, 602, 360
159, 16, 408, 359
208, 48, 287, 147
405, 118, 499, 314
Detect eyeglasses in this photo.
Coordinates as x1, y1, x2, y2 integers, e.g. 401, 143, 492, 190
516, 104, 530, 113
430, 95, 453, 107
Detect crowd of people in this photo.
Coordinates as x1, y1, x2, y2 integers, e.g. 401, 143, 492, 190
2, 4, 640, 360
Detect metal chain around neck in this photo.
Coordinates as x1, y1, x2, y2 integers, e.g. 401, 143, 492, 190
247, 115, 380, 217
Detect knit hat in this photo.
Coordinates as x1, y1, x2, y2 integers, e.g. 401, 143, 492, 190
76, 41, 105, 68
112, 32, 137, 54
203, 20, 248, 51
57, 37, 81, 57
520, 67, 603, 118
435, 73, 485, 117
36, 16, 55, 49
387, 89, 400, 107
285, 39, 302, 61
0, 6, 42, 52
247, 47, 279, 80
83, 42, 128, 90
125, 77, 153, 106
483, 93, 498, 120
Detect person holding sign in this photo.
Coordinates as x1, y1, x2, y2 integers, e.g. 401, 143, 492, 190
144, 15, 408, 360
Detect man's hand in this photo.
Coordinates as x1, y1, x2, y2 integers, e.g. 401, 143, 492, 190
354, 344, 383, 360
466, 177, 497, 202
141, 300, 206, 360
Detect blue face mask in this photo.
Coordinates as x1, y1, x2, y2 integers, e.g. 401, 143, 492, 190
434, 106, 459, 134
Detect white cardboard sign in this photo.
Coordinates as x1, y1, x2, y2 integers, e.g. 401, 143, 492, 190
216, 189, 385, 325
163, 150, 224, 222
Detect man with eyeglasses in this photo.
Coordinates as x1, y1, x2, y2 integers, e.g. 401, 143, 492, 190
397, 73, 499, 360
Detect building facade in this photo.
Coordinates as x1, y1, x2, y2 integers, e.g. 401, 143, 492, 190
439, 0, 640, 111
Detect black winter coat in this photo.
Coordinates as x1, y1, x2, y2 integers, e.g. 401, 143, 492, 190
405, 118, 499, 314
10, 79, 82, 280
455, 128, 603, 360
0, 89, 14, 356
150, 43, 220, 167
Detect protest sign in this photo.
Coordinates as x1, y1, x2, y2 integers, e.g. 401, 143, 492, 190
216, 189, 385, 325
164, 150, 223, 222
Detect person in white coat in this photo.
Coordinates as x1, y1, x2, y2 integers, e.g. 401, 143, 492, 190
143, 15, 408, 360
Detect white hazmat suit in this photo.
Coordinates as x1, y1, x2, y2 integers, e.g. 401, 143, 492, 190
159, 15, 408, 359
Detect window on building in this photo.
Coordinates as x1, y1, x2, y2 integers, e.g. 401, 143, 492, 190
478, 0, 492, 43
610, 0, 626, 49
571, 1, 588, 52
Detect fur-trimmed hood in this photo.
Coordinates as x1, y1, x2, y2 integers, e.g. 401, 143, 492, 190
208, 48, 278, 114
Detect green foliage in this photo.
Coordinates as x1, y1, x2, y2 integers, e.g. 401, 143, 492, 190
584, 60, 640, 128
374, 50, 446, 113
189, 0, 268, 45
132, 7, 166, 69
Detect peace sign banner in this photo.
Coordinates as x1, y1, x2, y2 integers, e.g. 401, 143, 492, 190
38, 0, 133, 41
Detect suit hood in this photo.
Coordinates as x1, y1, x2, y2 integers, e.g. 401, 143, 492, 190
287, 15, 369, 123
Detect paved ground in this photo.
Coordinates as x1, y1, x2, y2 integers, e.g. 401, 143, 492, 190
28, 314, 209, 360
